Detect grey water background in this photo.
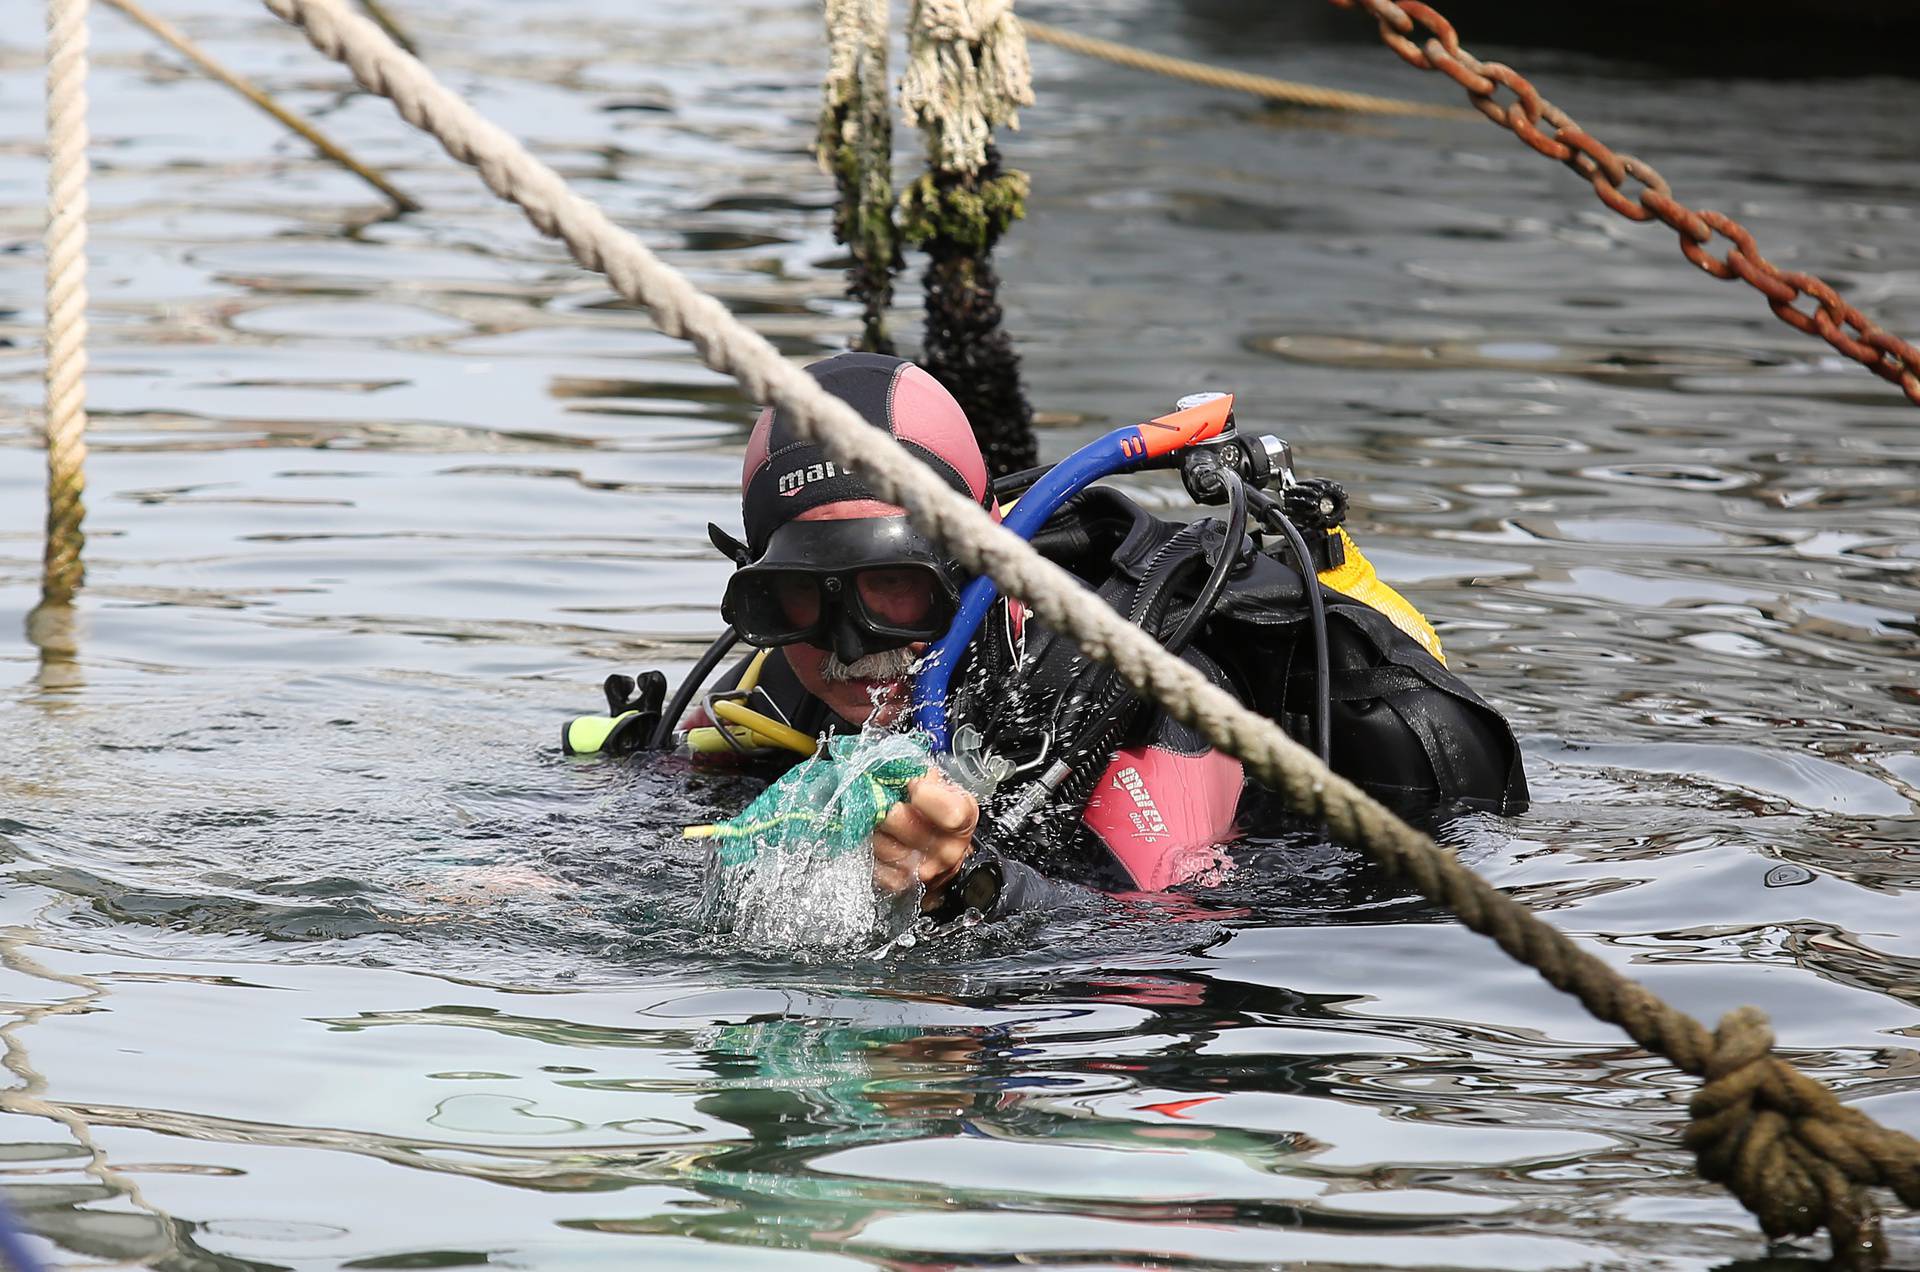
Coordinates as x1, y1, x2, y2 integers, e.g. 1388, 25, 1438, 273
2, 0, 1918, 1266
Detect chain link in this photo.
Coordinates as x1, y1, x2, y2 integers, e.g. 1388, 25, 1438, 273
1331, 0, 1920, 407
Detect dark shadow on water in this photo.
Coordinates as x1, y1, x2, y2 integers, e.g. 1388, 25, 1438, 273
1157, 0, 1920, 76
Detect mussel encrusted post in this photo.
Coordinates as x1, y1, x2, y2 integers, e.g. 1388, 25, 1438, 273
899, 0, 1038, 477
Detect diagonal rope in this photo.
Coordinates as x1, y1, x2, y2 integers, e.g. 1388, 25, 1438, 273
250, 0, 1920, 1262
41, 0, 90, 608
101, 0, 417, 211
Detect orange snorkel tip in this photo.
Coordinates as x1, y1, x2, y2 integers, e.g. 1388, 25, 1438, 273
1135, 392, 1234, 460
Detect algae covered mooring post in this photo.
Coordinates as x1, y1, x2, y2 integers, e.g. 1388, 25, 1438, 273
897, 0, 1039, 478
818, 0, 1040, 477
817, 0, 901, 356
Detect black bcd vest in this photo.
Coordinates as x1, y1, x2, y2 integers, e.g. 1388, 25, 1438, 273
946, 487, 1529, 829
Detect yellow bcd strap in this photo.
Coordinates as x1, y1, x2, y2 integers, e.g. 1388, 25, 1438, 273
569, 648, 816, 759
1315, 527, 1445, 665
680, 649, 819, 758
705, 699, 818, 756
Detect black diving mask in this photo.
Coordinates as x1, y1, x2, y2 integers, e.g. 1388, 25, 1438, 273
716, 516, 963, 663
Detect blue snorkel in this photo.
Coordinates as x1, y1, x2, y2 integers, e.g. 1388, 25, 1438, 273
913, 393, 1237, 751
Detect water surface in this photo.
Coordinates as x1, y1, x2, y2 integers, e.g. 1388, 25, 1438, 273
2, 1, 1918, 1267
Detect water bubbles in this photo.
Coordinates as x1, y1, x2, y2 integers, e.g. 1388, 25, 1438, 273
866, 914, 939, 960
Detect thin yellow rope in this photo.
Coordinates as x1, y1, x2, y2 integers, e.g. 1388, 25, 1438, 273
1018, 18, 1470, 120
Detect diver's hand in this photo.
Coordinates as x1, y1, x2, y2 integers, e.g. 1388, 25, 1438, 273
872, 772, 978, 909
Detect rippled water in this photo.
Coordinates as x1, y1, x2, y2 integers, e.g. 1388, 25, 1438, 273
3, 0, 1919, 1267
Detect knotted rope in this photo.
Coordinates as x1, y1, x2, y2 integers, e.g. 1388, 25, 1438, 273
253, 0, 1920, 1260
41, 0, 90, 607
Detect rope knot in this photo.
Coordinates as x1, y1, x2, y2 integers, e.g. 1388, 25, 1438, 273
1685, 1006, 1893, 1264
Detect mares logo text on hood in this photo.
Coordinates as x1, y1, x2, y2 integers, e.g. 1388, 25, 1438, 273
777, 461, 841, 497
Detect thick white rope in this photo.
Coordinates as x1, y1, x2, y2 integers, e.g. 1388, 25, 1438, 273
900, 0, 1032, 175
42, 0, 91, 606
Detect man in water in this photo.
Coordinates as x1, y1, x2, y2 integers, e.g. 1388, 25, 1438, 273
605, 351, 1525, 915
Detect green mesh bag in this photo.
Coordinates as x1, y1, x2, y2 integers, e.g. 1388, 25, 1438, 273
687, 733, 930, 866
691, 732, 934, 953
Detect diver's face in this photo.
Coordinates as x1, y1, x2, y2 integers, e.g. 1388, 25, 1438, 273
783, 641, 922, 726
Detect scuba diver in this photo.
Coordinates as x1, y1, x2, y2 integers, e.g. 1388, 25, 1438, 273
565, 352, 1527, 917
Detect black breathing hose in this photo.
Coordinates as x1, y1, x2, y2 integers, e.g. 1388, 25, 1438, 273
995, 495, 1261, 840
648, 624, 740, 751
1247, 488, 1332, 765
991, 463, 1054, 500
1162, 466, 1246, 657
1047, 524, 1205, 756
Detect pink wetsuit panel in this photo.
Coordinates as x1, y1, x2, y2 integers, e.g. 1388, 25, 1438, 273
1081, 745, 1243, 890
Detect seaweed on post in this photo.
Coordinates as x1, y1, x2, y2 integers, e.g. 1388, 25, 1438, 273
817, 0, 901, 355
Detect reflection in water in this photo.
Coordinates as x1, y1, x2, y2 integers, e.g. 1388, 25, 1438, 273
0, 938, 194, 1267
5, 1181, 276, 1272
557, 1001, 1466, 1260
22, 604, 83, 702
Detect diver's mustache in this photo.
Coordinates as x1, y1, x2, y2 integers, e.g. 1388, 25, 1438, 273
820, 647, 918, 683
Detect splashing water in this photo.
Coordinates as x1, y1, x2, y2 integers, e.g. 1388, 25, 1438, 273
696, 731, 934, 957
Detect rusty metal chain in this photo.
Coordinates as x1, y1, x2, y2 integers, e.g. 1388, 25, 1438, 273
1331, 0, 1920, 408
